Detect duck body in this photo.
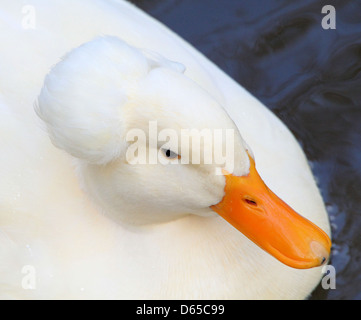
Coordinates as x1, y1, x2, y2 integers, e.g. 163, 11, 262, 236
0, 0, 330, 299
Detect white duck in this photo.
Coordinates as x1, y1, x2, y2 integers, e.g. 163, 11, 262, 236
0, 0, 331, 299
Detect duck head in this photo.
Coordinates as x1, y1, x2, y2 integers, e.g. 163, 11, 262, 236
36, 36, 331, 269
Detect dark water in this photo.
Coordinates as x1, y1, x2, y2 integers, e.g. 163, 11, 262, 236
130, 0, 361, 300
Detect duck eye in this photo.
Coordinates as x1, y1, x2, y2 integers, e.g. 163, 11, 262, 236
162, 148, 180, 159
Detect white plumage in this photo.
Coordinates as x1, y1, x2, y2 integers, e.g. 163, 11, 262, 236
0, 0, 330, 299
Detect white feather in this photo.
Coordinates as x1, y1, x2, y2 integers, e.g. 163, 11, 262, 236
0, 0, 330, 299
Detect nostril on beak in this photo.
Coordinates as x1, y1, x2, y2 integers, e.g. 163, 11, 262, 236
243, 197, 258, 207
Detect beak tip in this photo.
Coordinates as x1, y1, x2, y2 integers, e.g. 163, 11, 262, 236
321, 256, 327, 266
310, 239, 331, 267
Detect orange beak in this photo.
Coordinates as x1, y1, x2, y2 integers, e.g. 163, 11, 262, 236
211, 154, 331, 269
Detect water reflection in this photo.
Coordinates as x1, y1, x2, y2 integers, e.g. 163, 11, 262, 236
130, 0, 361, 299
